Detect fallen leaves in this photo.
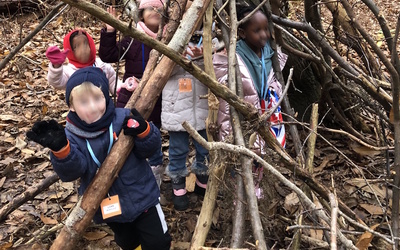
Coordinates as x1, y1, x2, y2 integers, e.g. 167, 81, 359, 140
40, 214, 58, 225
355, 224, 380, 250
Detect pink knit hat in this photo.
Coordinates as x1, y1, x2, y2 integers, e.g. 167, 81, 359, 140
138, 0, 164, 9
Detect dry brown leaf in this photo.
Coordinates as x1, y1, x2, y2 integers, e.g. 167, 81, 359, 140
284, 192, 299, 215
40, 214, 58, 225
314, 154, 336, 172
185, 217, 197, 233
212, 205, 220, 226
309, 195, 324, 240
33, 162, 50, 172
0, 177, 6, 188
21, 148, 35, 156
0, 115, 23, 122
355, 224, 379, 250
346, 179, 386, 198
15, 137, 27, 150
0, 157, 17, 166
55, 16, 64, 27
0, 241, 13, 249
171, 242, 190, 250
3, 137, 14, 144
359, 203, 384, 215
83, 230, 108, 241
349, 142, 381, 157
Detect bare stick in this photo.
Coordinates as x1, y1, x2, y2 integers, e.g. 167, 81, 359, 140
229, 0, 267, 248
259, 68, 293, 122
0, 173, 59, 222
305, 103, 318, 173
190, 2, 224, 248
329, 192, 338, 250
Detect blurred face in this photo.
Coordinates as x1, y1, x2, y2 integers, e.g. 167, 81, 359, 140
70, 84, 106, 124
239, 11, 270, 57
72, 34, 91, 63
142, 7, 162, 33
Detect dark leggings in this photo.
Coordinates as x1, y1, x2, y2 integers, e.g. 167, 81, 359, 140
107, 204, 171, 250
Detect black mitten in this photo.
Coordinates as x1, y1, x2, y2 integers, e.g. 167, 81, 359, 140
27, 120, 68, 151
123, 108, 149, 137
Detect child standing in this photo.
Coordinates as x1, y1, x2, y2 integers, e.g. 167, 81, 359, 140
99, 1, 164, 186
46, 29, 120, 95
213, 6, 287, 198
162, 43, 209, 211
27, 67, 171, 250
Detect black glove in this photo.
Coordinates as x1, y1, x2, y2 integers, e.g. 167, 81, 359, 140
27, 120, 68, 151
123, 108, 149, 137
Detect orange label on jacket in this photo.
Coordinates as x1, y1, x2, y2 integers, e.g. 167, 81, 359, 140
179, 78, 192, 92
100, 195, 122, 219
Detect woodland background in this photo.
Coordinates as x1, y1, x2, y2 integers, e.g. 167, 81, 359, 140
0, 0, 400, 249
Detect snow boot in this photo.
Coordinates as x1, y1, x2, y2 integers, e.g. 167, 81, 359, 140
194, 174, 208, 197
171, 177, 189, 211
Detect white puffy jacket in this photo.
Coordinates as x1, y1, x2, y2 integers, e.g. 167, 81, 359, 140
161, 61, 209, 131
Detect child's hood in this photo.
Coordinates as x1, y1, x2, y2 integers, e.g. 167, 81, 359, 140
63, 29, 97, 68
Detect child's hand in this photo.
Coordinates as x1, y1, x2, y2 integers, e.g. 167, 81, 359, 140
105, 6, 117, 32
46, 46, 69, 68
121, 77, 139, 92
183, 45, 203, 59
123, 109, 149, 137
27, 120, 68, 151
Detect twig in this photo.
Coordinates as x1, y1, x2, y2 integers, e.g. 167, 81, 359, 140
237, 0, 269, 26
316, 126, 393, 151
287, 225, 364, 235
329, 192, 338, 250
226, 0, 267, 248
283, 121, 394, 151
305, 103, 318, 172
259, 68, 293, 122
273, 24, 321, 61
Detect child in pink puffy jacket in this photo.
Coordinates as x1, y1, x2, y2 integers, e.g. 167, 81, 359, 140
46, 29, 121, 95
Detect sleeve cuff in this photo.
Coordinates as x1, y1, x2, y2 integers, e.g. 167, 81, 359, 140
137, 122, 150, 139
52, 140, 70, 159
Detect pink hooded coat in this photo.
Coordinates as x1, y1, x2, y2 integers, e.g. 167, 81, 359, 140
213, 47, 287, 154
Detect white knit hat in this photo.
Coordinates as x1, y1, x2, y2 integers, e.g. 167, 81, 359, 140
138, 0, 164, 9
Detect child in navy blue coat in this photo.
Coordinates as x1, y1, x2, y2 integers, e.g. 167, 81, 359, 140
27, 67, 171, 250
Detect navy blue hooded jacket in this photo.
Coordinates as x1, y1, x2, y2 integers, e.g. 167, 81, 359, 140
50, 109, 161, 224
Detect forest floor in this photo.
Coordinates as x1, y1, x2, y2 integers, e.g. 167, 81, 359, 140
0, 0, 399, 249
